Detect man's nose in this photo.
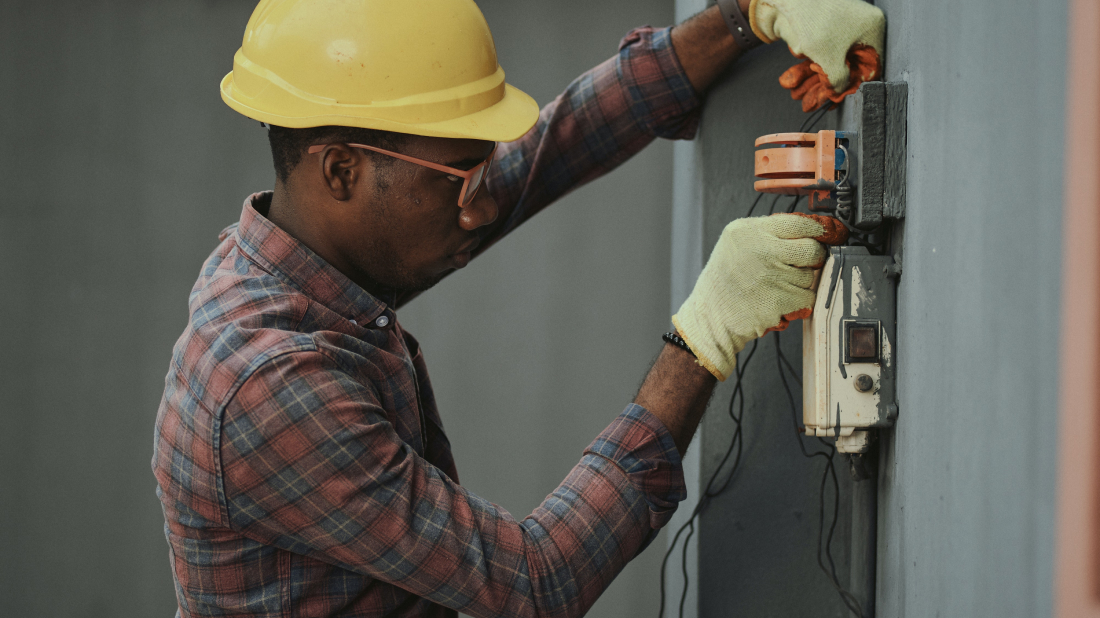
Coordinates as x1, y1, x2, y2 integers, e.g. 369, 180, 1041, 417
458, 187, 498, 231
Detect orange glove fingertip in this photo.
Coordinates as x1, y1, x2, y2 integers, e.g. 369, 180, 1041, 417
763, 307, 814, 335
789, 212, 849, 245
779, 60, 816, 89
790, 78, 817, 101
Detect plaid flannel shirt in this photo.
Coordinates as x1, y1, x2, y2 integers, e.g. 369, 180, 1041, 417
153, 26, 700, 618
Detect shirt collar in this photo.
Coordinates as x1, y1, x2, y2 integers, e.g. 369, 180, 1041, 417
232, 191, 392, 327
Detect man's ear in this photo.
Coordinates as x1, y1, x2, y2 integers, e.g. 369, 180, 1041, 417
317, 144, 367, 202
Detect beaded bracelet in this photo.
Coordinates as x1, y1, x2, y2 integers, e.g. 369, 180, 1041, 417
662, 331, 697, 358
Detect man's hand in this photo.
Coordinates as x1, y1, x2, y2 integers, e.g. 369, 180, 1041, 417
750, 0, 885, 110
672, 213, 847, 381
778, 45, 881, 112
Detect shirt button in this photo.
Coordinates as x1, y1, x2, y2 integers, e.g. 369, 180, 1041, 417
375, 315, 390, 328
349, 319, 357, 325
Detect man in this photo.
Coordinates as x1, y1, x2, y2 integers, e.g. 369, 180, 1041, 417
152, 0, 884, 616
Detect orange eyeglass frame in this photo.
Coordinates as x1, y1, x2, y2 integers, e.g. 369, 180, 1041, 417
307, 142, 498, 208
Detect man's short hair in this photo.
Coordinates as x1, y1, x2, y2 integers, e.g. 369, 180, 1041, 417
267, 124, 408, 182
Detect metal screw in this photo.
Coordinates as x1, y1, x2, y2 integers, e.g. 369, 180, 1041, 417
883, 255, 903, 279
854, 374, 874, 393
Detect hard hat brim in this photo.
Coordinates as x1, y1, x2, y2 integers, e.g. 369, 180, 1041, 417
221, 73, 540, 143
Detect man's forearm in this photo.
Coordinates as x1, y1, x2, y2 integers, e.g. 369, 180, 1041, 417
635, 343, 719, 454
670, 1, 753, 94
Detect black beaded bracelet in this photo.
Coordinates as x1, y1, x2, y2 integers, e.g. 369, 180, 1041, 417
663, 331, 697, 358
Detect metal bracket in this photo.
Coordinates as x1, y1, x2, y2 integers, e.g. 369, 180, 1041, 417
851, 82, 908, 229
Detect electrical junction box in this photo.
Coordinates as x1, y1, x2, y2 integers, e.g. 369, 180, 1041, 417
752, 81, 908, 455
803, 246, 898, 453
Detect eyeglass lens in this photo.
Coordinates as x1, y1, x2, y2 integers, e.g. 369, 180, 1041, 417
461, 161, 491, 207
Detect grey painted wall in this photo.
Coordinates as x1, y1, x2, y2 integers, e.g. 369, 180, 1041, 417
678, 0, 1066, 617
0, 1, 675, 617
872, 0, 1063, 616
1, 3, 272, 616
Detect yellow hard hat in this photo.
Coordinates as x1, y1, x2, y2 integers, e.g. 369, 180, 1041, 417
220, 0, 539, 142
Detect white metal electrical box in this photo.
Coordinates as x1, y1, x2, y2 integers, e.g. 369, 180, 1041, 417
803, 246, 899, 453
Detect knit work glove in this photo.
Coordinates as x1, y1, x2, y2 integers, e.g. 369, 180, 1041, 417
750, 0, 885, 107
779, 45, 880, 112
672, 213, 848, 381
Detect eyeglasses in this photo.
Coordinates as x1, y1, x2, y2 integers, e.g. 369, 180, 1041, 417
307, 142, 497, 208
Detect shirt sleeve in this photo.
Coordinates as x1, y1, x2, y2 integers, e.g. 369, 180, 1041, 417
476, 25, 701, 254
219, 350, 686, 618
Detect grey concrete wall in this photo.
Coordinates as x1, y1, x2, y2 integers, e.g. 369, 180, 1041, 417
0, 3, 272, 616
677, 1, 1066, 617
871, 1, 1063, 616
0, 1, 674, 617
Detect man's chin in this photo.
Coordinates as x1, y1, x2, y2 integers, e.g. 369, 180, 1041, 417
393, 270, 451, 295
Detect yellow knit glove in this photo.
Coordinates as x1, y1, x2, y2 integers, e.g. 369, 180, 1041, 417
750, 0, 885, 91
673, 214, 846, 381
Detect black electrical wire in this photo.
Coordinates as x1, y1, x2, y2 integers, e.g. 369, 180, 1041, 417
786, 194, 801, 214
744, 187, 767, 218
774, 332, 864, 618
658, 105, 866, 618
834, 217, 889, 254
800, 104, 833, 133
678, 519, 695, 618
767, 192, 785, 215
778, 102, 864, 616
657, 339, 757, 618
